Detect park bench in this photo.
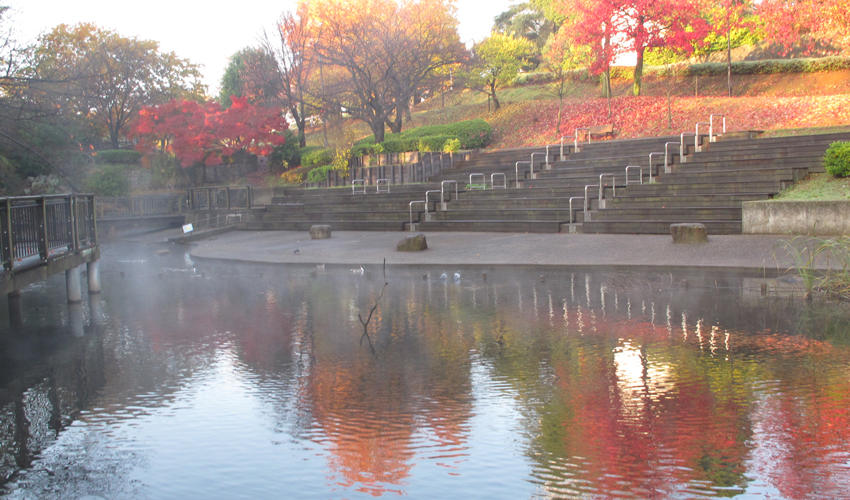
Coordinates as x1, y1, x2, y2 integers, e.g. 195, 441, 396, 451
588, 124, 615, 140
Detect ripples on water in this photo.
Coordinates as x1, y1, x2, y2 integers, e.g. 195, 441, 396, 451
1, 243, 850, 499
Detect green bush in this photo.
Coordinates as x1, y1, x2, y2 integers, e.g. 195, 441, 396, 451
306, 164, 335, 183
824, 141, 850, 178
97, 150, 142, 164
85, 164, 130, 196
301, 147, 334, 169
688, 56, 850, 77
418, 135, 455, 152
354, 119, 493, 153
443, 138, 461, 153
269, 129, 302, 171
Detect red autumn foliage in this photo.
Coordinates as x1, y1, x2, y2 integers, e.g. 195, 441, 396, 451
487, 94, 850, 149
131, 96, 287, 167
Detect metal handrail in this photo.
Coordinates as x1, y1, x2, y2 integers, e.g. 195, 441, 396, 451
575, 128, 590, 150
469, 173, 486, 190
584, 184, 595, 215
599, 173, 615, 202
695, 122, 710, 152
425, 190, 441, 213
491, 173, 507, 189
559, 136, 571, 160
352, 179, 366, 194
1, 194, 97, 271
515, 161, 530, 186
625, 165, 642, 185
441, 180, 458, 209
680, 132, 696, 158
530, 152, 547, 179
568, 196, 583, 224
664, 142, 680, 173
545, 145, 554, 169
709, 114, 726, 142
376, 179, 390, 193
409, 200, 425, 231
648, 152, 665, 182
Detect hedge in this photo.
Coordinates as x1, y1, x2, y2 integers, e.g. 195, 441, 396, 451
301, 147, 334, 169
97, 150, 142, 164
418, 135, 455, 152
306, 164, 335, 183
352, 119, 493, 154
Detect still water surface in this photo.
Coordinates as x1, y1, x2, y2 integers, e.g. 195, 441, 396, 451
1, 241, 850, 499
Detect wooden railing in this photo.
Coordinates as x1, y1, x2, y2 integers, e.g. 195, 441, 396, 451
1, 194, 97, 271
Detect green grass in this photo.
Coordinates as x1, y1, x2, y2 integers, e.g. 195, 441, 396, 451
762, 124, 850, 138
775, 173, 850, 201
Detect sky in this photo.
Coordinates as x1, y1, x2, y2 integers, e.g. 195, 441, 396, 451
7, 0, 515, 94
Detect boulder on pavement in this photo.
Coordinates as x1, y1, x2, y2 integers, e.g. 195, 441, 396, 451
310, 225, 332, 239
671, 223, 708, 244
397, 233, 428, 251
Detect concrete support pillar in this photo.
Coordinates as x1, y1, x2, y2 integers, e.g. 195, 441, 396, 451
8, 290, 22, 328
89, 294, 105, 326
68, 303, 84, 337
66, 265, 82, 303
87, 259, 102, 294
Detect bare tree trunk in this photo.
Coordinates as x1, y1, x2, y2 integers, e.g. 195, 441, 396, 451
727, 29, 733, 97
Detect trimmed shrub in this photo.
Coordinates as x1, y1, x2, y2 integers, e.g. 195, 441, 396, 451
84, 164, 130, 196
418, 135, 455, 152
354, 119, 494, 153
306, 164, 335, 183
824, 141, 850, 178
97, 149, 142, 164
688, 56, 850, 77
301, 147, 334, 169
443, 138, 461, 153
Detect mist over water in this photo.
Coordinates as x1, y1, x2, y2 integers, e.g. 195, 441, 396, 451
1, 241, 850, 499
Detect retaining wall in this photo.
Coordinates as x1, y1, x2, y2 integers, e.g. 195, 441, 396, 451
743, 200, 850, 235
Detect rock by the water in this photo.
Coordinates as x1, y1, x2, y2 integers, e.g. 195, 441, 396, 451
309, 225, 332, 239
397, 233, 428, 252
671, 223, 708, 244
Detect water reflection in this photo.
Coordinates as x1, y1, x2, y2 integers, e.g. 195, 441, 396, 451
0, 243, 849, 499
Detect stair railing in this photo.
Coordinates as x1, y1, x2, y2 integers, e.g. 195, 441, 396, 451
575, 128, 590, 151
664, 142, 680, 173
515, 161, 530, 187
709, 114, 726, 142
648, 152, 665, 182
409, 200, 426, 230
440, 180, 457, 210
530, 152, 547, 179
625, 165, 642, 185
695, 122, 710, 152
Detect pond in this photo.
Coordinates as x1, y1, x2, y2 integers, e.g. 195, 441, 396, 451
1, 241, 850, 499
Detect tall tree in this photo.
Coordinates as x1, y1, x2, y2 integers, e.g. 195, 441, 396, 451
557, 0, 708, 96
131, 96, 287, 168
465, 33, 535, 111
266, 6, 314, 148
301, 0, 464, 143
31, 23, 204, 149
756, 0, 850, 54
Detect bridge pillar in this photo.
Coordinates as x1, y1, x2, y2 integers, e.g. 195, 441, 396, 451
66, 265, 83, 303
87, 259, 102, 294
8, 290, 23, 328
90, 294, 105, 326
68, 303, 85, 337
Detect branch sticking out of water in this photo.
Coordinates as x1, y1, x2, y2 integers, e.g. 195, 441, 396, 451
358, 259, 387, 354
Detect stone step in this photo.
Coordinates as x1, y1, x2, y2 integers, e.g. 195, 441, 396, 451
239, 219, 408, 232
417, 220, 565, 233
581, 219, 742, 235
589, 207, 742, 221
432, 208, 579, 222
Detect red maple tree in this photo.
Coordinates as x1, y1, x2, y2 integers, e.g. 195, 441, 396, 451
131, 96, 287, 167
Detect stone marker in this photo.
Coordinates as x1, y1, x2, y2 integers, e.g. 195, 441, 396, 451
310, 225, 332, 239
397, 233, 428, 251
670, 223, 708, 244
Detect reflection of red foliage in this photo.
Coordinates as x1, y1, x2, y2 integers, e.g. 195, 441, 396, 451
131, 97, 287, 167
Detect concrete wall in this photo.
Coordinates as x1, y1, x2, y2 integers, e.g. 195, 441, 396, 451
743, 200, 850, 235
